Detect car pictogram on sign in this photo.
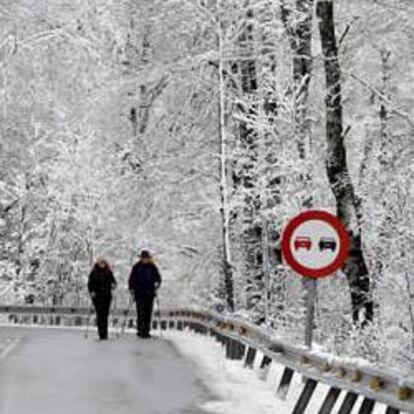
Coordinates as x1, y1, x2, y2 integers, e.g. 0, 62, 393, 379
318, 237, 337, 252
294, 236, 312, 251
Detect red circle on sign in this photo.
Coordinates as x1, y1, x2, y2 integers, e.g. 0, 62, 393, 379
281, 210, 350, 279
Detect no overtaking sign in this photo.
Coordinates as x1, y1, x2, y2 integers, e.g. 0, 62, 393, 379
281, 210, 350, 347
282, 210, 350, 279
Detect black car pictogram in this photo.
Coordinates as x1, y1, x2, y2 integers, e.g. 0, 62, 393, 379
318, 237, 337, 252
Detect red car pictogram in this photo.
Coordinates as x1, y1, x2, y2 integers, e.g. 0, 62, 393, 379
294, 236, 312, 251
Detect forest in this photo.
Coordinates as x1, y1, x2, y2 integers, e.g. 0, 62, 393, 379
0, 0, 413, 371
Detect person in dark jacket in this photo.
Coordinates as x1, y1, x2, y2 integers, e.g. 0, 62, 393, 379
88, 258, 117, 340
128, 250, 161, 338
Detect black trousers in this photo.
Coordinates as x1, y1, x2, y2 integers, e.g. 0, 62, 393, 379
134, 294, 154, 337
93, 295, 112, 339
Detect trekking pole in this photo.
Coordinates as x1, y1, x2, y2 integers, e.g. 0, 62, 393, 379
84, 304, 94, 339
155, 294, 163, 339
118, 295, 133, 339
111, 290, 117, 339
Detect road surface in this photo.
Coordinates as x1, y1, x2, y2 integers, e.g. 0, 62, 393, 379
0, 326, 213, 414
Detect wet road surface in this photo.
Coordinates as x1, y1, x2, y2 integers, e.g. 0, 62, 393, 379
0, 326, 212, 414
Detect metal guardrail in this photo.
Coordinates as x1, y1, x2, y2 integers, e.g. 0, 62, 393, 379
0, 305, 412, 414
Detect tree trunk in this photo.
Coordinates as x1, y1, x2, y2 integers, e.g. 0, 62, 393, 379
372, 48, 392, 302
281, 0, 316, 344
217, 15, 234, 312
123, 6, 168, 163
280, 0, 314, 206
255, 1, 281, 324
238, 8, 265, 324
316, 0, 373, 326
281, 0, 314, 161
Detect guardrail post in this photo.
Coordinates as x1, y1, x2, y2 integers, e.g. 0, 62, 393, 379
218, 332, 226, 345
225, 338, 233, 359
244, 346, 257, 369
358, 398, 375, 414
337, 392, 358, 414
236, 340, 246, 359
198, 324, 208, 335
258, 355, 272, 381
318, 387, 341, 414
195, 322, 202, 333
292, 378, 317, 414
210, 329, 220, 342
225, 338, 245, 360
215, 331, 227, 346
277, 367, 294, 399
385, 407, 399, 414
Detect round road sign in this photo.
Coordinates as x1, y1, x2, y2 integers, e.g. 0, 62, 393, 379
281, 210, 350, 278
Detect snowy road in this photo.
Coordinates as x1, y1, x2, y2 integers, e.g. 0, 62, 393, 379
0, 326, 212, 414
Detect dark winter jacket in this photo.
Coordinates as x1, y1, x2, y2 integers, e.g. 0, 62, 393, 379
128, 260, 162, 297
88, 266, 117, 299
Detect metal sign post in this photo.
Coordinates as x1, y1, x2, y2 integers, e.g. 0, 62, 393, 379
303, 277, 317, 348
281, 210, 350, 348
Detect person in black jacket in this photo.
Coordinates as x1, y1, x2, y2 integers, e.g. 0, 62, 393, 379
128, 250, 161, 338
88, 258, 117, 340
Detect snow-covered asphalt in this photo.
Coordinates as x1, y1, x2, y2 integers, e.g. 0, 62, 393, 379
0, 326, 212, 414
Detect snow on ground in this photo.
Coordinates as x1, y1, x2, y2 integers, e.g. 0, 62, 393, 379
166, 330, 390, 414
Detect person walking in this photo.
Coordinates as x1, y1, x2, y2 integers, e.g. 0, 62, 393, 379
88, 258, 117, 340
128, 250, 162, 338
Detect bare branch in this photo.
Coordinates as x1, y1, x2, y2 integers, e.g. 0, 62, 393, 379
348, 71, 414, 127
